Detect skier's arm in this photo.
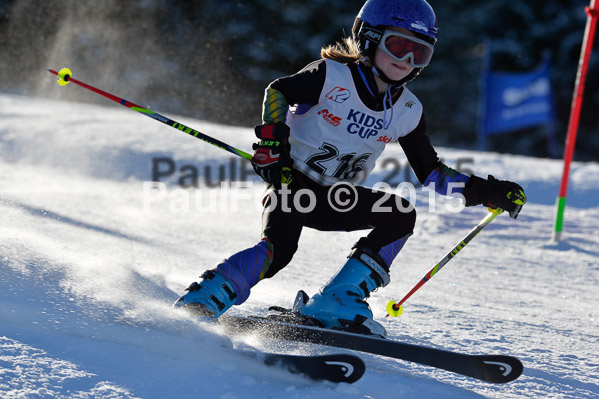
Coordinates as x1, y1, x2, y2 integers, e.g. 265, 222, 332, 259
261, 59, 326, 123
398, 115, 469, 194
251, 60, 327, 187
398, 115, 526, 218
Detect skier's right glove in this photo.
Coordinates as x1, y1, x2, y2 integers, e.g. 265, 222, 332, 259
251, 122, 293, 189
463, 175, 527, 219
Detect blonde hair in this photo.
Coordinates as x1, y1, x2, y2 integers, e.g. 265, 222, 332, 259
320, 37, 365, 64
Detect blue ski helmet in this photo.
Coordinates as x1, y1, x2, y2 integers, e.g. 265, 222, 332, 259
352, 0, 438, 85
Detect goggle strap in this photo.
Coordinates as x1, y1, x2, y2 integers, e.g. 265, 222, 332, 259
359, 26, 384, 45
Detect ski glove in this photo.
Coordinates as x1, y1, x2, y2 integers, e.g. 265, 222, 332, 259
463, 175, 527, 219
251, 122, 293, 189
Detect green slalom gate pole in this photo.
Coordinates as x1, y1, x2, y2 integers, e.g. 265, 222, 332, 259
47, 67, 252, 161
386, 209, 502, 317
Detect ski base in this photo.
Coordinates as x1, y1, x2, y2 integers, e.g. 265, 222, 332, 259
221, 312, 523, 384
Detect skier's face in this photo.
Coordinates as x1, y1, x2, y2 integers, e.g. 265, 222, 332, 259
373, 27, 416, 83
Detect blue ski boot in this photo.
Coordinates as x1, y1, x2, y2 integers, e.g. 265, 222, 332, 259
173, 270, 237, 317
296, 247, 390, 337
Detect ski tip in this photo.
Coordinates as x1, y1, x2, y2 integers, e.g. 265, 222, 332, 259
56, 67, 72, 86
322, 354, 366, 384
480, 355, 524, 383
262, 353, 365, 384
386, 300, 403, 317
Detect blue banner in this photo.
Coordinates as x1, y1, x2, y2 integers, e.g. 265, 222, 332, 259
479, 53, 555, 137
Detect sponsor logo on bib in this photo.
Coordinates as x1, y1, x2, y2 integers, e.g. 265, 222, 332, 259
317, 109, 342, 127
346, 109, 383, 139
325, 87, 351, 103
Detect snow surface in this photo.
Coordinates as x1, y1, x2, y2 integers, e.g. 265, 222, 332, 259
1, 93, 598, 398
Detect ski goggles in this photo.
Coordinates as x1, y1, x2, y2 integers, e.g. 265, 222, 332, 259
378, 30, 435, 68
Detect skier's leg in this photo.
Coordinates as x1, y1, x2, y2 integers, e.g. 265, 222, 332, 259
260, 183, 307, 278
297, 186, 416, 334
306, 184, 416, 265
173, 238, 274, 317
173, 178, 308, 317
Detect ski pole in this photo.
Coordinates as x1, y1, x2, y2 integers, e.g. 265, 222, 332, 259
386, 208, 502, 317
47, 67, 252, 161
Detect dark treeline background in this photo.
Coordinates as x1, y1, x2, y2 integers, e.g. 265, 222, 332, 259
1, 0, 597, 160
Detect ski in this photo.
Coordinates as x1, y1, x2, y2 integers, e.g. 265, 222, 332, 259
245, 351, 365, 384
220, 313, 523, 384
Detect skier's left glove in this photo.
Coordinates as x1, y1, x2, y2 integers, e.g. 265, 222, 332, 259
463, 175, 527, 219
251, 122, 293, 189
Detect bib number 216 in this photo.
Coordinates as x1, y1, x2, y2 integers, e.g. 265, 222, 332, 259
305, 143, 371, 180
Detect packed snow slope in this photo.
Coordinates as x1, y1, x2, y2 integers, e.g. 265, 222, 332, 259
1, 93, 598, 399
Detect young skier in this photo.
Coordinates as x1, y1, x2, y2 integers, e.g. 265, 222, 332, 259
174, 0, 526, 335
